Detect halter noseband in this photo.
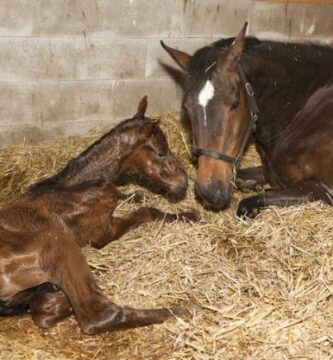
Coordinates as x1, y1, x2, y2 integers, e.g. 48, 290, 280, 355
192, 62, 259, 169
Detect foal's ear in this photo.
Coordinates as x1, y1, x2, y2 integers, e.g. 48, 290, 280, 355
141, 119, 159, 138
160, 41, 192, 70
135, 95, 148, 118
226, 22, 248, 62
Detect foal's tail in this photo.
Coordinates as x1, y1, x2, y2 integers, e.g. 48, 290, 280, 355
0, 282, 55, 317
0, 300, 30, 316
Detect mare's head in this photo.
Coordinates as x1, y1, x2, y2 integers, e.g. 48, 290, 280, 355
161, 24, 251, 209
119, 96, 188, 200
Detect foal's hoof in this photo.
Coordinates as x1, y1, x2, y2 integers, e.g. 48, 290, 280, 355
170, 304, 202, 317
236, 199, 259, 219
179, 210, 201, 222
131, 191, 144, 203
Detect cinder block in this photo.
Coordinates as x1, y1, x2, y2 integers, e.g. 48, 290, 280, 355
37, 79, 182, 141
0, 1, 39, 36
0, 124, 45, 146
38, 0, 185, 38
74, 38, 146, 80
251, 1, 333, 41
0, 38, 75, 81
0, 119, 117, 147
39, 81, 114, 125
93, 0, 185, 38
38, 0, 96, 37
183, 0, 251, 37
40, 119, 117, 141
287, 3, 333, 39
110, 79, 182, 119
0, 82, 39, 126
251, 2, 289, 39
146, 38, 213, 79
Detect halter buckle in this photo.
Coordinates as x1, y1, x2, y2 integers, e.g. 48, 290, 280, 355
245, 82, 254, 97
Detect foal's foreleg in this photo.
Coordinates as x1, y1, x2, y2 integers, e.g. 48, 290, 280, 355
117, 190, 144, 203
39, 232, 194, 334
237, 180, 333, 218
235, 166, 267, 191
91, 206, 200, 249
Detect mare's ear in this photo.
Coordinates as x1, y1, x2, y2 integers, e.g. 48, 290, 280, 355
135, 95, 148, 118
218, 22, 248, 69
160, 41, 192, 70
160, 62, 186, 88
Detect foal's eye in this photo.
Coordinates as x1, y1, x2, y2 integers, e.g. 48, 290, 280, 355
230, 101, 240, 112
157, 151, 166, 158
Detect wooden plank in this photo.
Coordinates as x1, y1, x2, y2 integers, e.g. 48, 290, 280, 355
256, 0, 333, 4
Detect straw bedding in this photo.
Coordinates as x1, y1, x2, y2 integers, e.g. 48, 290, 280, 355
0, 114, 332, 360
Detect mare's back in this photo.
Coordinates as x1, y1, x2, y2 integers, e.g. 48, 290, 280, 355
246, 40, 333, 89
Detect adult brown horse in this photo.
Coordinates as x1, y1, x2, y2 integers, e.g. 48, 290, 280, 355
0, 97, 199, 334
161, 23, 333, 217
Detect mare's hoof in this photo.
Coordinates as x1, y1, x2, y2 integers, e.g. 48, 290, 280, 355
179, 210, 201, 222
236, 199, 259, 219
235, 178, 261, 192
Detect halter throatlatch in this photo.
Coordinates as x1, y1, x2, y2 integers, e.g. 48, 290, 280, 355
192, 62, 259, 170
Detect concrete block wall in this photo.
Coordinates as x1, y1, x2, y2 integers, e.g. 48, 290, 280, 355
0, 0, 332, 145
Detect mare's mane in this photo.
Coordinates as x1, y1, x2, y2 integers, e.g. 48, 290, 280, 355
185, 36, 333, 87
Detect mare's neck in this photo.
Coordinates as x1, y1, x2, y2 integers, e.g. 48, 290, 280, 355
243, 41, 333, 153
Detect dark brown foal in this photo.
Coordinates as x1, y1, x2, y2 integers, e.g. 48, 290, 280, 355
0, 97, 199, 334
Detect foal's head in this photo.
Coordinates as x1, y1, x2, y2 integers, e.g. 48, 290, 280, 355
119, 97, 188, 200
161, 24, 251, 209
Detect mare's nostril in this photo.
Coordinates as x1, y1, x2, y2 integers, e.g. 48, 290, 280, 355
195, 180, 231, 210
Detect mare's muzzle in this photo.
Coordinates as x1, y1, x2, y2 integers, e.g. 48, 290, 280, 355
195, 180, 231, 210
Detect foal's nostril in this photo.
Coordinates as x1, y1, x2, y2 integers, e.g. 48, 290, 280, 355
175, 176, 188, 194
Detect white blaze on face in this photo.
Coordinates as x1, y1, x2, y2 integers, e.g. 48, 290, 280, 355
198, 80, 215, 126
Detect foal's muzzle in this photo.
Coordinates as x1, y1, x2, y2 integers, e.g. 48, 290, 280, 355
167, 175, 188, 201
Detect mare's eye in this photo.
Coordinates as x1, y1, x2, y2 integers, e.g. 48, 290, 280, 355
230, 101, 240, 112
157, 151, 166, 158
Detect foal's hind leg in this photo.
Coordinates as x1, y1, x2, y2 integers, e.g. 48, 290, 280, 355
235, 166, 267, 191
237, 180, 332, 218
39, 231, 194, 334
30, 286, 72, 329
91, 206, 201, 249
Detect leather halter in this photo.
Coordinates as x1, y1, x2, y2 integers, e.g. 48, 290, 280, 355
192, 62, 259, 169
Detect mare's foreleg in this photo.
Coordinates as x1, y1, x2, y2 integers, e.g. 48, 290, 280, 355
237, 180, 332, 218
235, 166, 267, 191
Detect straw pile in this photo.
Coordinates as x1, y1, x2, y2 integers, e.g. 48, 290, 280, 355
0, 114, 332, 360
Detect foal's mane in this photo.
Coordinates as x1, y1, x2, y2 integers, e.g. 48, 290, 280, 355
29, 116, 151, 191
